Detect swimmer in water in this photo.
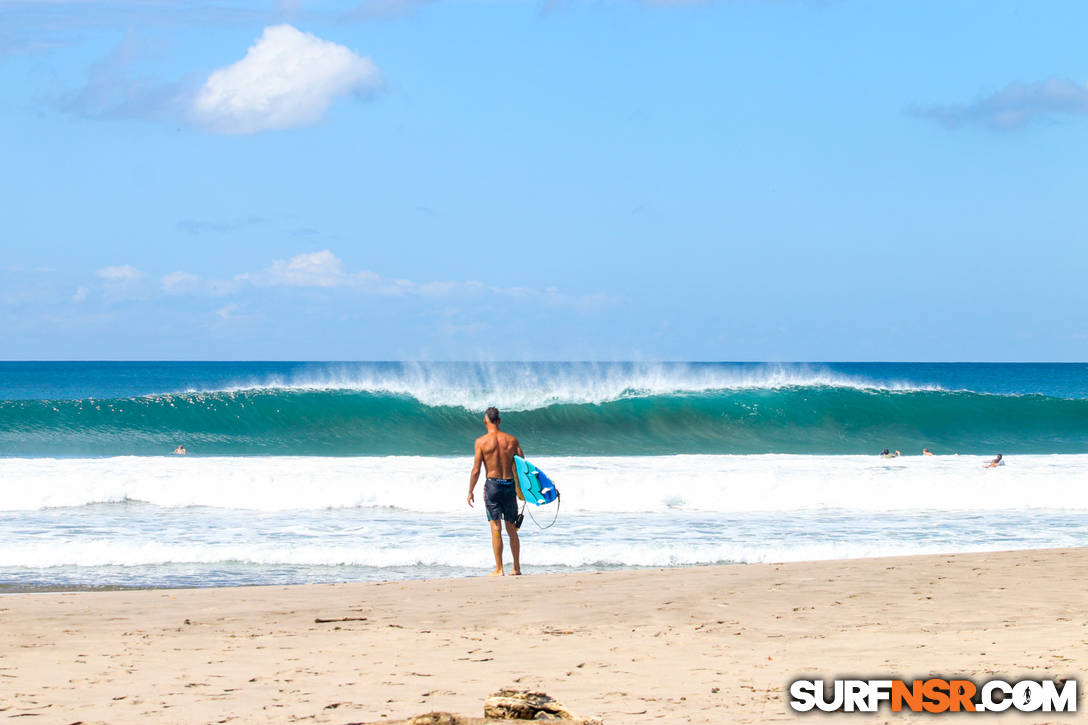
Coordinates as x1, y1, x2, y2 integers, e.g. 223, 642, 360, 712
923, 448, 934, 456
173, 445, 187, 455
984, 453, 1004, 468
880, 448, 900, 458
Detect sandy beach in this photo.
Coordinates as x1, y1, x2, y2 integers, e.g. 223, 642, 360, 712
2, 548, 1086, 723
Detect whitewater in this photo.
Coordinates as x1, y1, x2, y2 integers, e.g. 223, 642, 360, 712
6, 454, 1088, 513
2, 361, 1087, 589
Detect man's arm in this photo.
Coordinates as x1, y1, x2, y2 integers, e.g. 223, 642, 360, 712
512, 438, 526, 502
468, 439, 483, 507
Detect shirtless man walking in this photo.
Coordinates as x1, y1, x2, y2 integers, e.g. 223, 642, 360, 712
467, 407, 523, 576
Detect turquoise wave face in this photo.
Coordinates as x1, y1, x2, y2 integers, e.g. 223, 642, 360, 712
2, 386, 1087, 456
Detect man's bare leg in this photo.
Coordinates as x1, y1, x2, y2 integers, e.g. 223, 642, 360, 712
504, 520, 521, 575
488, 519, 504, 576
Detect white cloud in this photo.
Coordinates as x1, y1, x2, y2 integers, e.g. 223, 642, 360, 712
239, 250, 618, 309
163, 270, 240, 296
242, 249, 379, 288
100, 250, 618, 314
216, 303, 240, 320
161, 270, 200, 291
212, 302, 247, 329
96, 264, 143, 282
191, 24, 381, 134
266, 249, 347, 287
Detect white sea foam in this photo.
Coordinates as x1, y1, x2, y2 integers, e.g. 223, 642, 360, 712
0, 538, 1056, 570
4, 455, 1087, 582
183, 362, 941, 410
2, 454, 1086, 514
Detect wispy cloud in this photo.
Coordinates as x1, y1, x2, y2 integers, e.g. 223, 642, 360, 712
92, 263, 151, 303
160, 249, 619, 311
96, 264, 143, 282
0, 27, 70, 56
190, 24, 382, 134
909, 77, 1088, 130
212, 302, 245, 328
49, 33, 191, 120
176, 215, 268, 235
161, 270, 200, 291
276, 0, 303, 18
161, 271, 238, 296
3, 251, 617, 348
539, 0, 711, 12
338, 0, 438, 23
2, 1, 265, 57
234, 250, 485, 297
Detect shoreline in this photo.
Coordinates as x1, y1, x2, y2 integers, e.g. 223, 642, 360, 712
3, 547, 1086, 723
1, 537, 1080, 594
0, 540, 1076, 596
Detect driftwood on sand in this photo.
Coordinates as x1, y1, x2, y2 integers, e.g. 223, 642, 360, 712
483, 688, 602, 722
369, 688, 603, 724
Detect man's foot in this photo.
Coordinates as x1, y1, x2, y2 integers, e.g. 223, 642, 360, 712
488, 568, 505, 577
511, 569, 522, 576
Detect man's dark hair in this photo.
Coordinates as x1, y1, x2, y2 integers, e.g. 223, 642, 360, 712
485, 406, 501, 424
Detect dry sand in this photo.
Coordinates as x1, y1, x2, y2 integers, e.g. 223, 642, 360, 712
2, 548, 1087, 724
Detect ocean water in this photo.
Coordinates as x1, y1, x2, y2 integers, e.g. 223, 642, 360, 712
1, 361, 1086, 590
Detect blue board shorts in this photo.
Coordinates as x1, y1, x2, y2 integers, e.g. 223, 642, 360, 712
484, 478, 518, 522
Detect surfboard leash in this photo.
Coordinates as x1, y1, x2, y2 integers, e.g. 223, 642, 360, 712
521, 493, 560, 530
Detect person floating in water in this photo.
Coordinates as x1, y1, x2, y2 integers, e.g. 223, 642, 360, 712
468, 407, 524, 576
880, 448, 900, 458
984, 454, 1004, 468
173, 445, 187, 455
922, 448, 934, 456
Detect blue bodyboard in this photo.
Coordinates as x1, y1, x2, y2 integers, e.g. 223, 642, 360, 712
513, 455, 559, 506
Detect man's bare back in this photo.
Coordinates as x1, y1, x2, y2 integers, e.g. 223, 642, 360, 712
475, 430, 522, 480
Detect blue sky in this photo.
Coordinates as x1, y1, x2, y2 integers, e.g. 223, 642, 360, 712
2, 0, 1087, 361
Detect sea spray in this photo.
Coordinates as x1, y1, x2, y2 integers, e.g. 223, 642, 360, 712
3, 386, 1088, 456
